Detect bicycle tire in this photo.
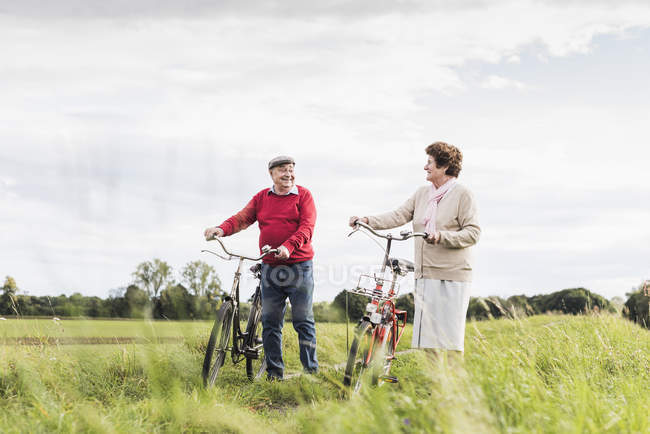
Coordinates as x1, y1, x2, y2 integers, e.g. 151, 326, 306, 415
202, 301, 233, 387
343, 320, 374, 391
245, 291, 266, 381
372, 323, 396, 385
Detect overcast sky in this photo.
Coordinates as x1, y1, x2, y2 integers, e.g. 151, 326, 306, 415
1, 0, 649, 302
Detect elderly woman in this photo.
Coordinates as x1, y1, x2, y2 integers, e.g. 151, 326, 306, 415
349, 141, 480, 355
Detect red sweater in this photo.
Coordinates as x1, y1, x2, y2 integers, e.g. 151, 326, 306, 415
218, 185, 316, 265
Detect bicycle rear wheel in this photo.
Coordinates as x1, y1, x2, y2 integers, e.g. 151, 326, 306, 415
245, 291, 266, 380
343, 320, 374, 392
202, 301, 233, 387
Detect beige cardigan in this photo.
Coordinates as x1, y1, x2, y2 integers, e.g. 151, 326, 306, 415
367, 183, 480, 282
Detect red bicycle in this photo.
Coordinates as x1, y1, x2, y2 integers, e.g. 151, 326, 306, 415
343, 220, 427, 391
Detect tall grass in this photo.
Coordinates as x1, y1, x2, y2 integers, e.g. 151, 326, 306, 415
1, 315, 648, 433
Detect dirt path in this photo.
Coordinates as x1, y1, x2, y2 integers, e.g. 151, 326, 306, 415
1, 336, 185, 345
283, 349, 418, 379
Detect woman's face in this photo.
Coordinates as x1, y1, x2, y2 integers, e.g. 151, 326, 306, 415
424, 155, 447, 183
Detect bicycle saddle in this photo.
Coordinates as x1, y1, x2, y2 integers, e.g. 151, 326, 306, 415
386, 258, 415, 276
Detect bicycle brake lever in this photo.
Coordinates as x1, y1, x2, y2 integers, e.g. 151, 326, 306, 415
347, 227, 360, 237
348, 225, 361, 237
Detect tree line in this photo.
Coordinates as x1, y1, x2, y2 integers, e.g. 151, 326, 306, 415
331, 285, 649, 329
1, 267, 648, 329
0, 259, 224, 320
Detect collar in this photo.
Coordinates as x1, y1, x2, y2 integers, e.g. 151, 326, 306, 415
269, 184, 299, 196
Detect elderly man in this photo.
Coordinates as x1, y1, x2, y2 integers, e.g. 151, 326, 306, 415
204, 156, 318, 380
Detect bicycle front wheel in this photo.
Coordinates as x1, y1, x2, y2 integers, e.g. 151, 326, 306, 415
343, 320, 374, 392
372, 323, 396, 385
245, 291, 266, 381
202, 301, 233, 387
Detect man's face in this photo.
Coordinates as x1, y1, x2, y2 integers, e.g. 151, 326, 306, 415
269, 163, 295, 189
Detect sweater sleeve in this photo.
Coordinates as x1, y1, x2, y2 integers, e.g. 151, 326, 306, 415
280, 189, 317, 255
218, 194, 259, 236
366, 191, 416, 230
439, 189, 481, 248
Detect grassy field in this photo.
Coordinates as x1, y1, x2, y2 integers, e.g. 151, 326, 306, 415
1, 315, 648, 433
0, 318, 209, 338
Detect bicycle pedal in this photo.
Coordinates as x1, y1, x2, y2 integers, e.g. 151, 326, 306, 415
243, 349, 260, 359
378, 375, 399, 383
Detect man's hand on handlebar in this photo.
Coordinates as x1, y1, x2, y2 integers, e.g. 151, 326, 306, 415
348, 216, 369, 227
204, 226, 224, 241
275, 245, 290, 260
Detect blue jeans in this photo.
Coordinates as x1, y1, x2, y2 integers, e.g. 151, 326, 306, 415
261, 260, 318, 378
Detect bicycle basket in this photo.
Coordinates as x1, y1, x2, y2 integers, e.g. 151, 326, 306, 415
346, 274, 400, 301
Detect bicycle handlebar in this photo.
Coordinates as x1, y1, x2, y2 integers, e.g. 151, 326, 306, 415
202, 237, 279, 262
351, 220, 428, 240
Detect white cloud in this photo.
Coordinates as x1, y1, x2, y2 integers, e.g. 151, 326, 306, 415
480, 75, 528, 90
1, 1, 650, 301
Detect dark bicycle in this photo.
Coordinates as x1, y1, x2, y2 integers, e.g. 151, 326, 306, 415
201, 238, 278, 386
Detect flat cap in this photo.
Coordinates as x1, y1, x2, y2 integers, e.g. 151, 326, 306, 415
268, 155, 295, 170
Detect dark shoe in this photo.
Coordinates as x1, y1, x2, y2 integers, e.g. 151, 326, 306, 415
303, 368, 319, 375
266, 374, 283, 382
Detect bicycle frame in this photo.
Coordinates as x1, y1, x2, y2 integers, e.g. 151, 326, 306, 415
227, 256, 247, 363
360, 241, 405, 362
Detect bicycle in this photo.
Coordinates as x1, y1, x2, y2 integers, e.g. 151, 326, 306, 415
201, 238, 278, 387
343, 220, 427, 391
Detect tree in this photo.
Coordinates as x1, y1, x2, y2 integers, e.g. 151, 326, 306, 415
395, 292, 414, 323
540, 288, 613, 315
332, 290, 368, 321
106, 287, 128, 317
132, 258, 174, 298
180, 260, 222, 297
506, 295, 536, 317
2, 276, 17, 293
623, 282, 650, 329
609, 296, 625, 313
467, 297, 491, 320
124, 284, 151, 318
466, 296, 509, 320
158, 284, 193, 319
1, 276, 18, 315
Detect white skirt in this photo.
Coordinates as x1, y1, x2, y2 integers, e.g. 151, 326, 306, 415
411, 278, 471, 351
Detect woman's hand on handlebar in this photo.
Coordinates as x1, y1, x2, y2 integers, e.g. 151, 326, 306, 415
425, 231, 441, 244
204, 226, 224, 241
348, 216, 369, 227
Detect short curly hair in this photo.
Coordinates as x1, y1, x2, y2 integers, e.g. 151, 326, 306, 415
425, 141, 463, 177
